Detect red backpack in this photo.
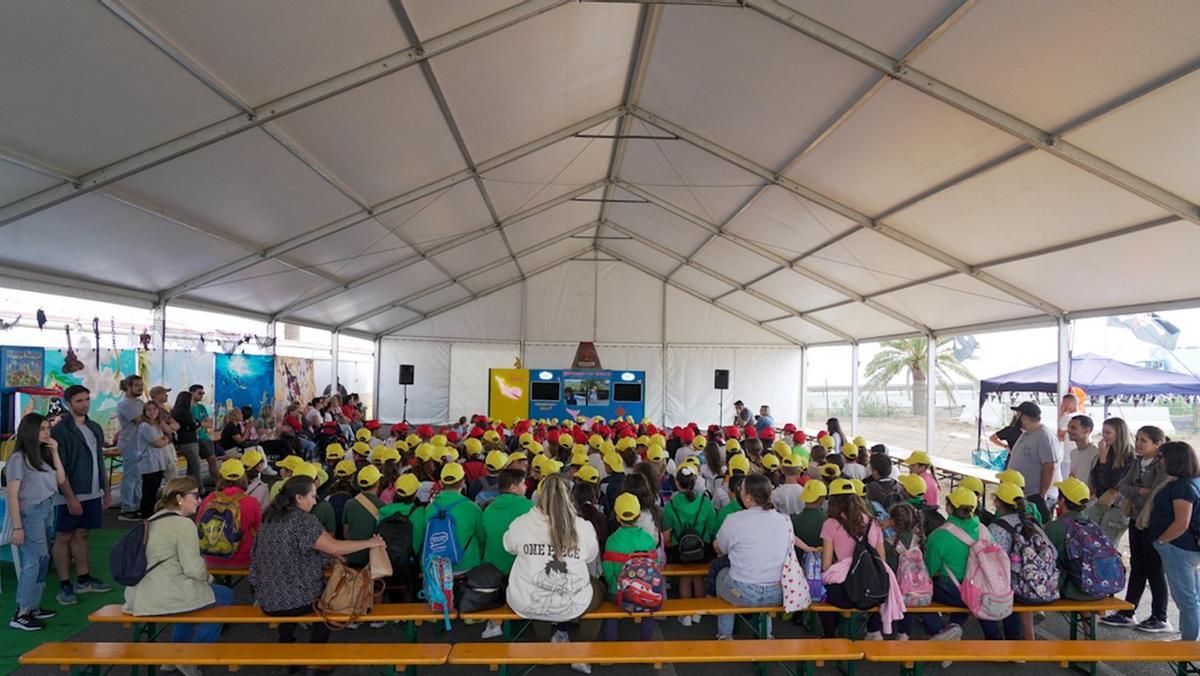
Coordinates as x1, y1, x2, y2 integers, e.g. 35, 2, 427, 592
603, 551, 665, 613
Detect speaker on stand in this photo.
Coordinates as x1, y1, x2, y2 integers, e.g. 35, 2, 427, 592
399, 364, 414, 422
714, 369, 729, 426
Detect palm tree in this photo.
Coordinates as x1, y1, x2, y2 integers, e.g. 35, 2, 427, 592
862, 338, 975, 416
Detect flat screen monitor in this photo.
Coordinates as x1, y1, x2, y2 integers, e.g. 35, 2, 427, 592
530, 381, 561, 401
612, 383, 642, 402
564, 377, 610, 406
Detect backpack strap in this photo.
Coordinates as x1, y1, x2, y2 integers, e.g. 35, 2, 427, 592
354, 493, 380, 520
940, 522, 976, 547
602, 550, 656, 564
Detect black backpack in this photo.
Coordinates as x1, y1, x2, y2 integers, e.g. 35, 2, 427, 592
377, 508, 418, 587
326, 491, 353, 534
110, 513, 184, 587
456, 562, 506, 613
675, 496, 707, 563
841, 528, 891, 609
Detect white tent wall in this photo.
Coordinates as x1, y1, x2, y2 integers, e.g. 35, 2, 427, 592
377, 338, 451, 424
665, 346, 802, 428
449, 341, 524, 421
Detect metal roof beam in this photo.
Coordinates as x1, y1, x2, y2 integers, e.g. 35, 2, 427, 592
747, 0, 1200, 228
628, 108, 1062, 319
0, 0, 570, 227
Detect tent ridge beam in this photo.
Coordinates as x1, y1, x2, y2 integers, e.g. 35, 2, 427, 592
745, 0, 1200, 227
271, 179, 607, 320
626, 108, 1062, 318
0, 0, 570, 227
337, 219, 600, 330
160, 109, 619, 301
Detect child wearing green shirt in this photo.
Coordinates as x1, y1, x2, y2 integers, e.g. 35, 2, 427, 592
662, 466, 716, 627
601, 493, 659, 642
478, 469, 533, 640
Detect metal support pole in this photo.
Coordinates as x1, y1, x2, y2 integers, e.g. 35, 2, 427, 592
799, 346, 808, 430
331, 330, 340, 396
851, 343, 860, 436
926, 335, 936, 451
154, 303, 166, 385
1058, 318, 1071, 402
519, 279, 527, 365
661, 279, 668, 427
373, 336, 382, 421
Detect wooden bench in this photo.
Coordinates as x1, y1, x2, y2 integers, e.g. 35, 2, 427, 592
449, 639, 860, 676
860, 639, 1200, 676
809, 597, 1132, 640
461, 596, 782, 623
207, 561, 713, 578
21, 642, 450, 676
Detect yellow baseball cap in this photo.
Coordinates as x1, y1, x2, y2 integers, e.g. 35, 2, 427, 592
431, 434, 447, 448
682, 455, 701, 469
240, 448, 265, 470
853, 436, 865, 447
588, 434, 603, 449
482, 430, 501, 444
650, 434, 665, 447
762, 454, 781, 471
395, 473, 420, 498
527, 441, 544, 456
842, 442, 859, 459
819, 435, 835, 449
334, 459, 356, 477
1056, 477, 1091, 504
691, 435, 706, 450
531, 454, 548, 475
906, 450, 932, 466
519, 432, 534, 447
996, 469, 1026, 488
356, 428, 372, 442
369, 446, 390, 465
440, 462, 465, 484
960, 476, 985, 496
416, 443, 435, 462
325, 443, 346, 460
464, 438, 483, 457
393, 440, 410, 454
636, 435, 650, 447
616, 437, 636, 451
725, 438, 741, 453
728, 454, 751, 474
276, 455, 307, 472
995, 481, 1024, 506
819, 463, 841, 479
828, 479, 857, 496
357, 465, 383, 488
405, 433, 421, 447
603, 452, 625, 473
292, 462, 319, 481
559, 433, 573, 448
614, 493, 641, 521
646, 445, 667, 463
772, 440, 791, 456
570, 447, 590, 466
898, 473, 927, 497
781, 454, 804, 468
507, 451, 528, 464
219, 458, 245, 480
441, 447, 460, 463
485, 450, 509, 472
352, 441, 371, 457
576, 464, 600, 484
801, 480, 828, 503
849, 479, 866, 497
947, 486, 978, 509
542, 459, 564, 476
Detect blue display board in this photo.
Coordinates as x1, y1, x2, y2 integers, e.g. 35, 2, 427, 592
528, 369, 645, 422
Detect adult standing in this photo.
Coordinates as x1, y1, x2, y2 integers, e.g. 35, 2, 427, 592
251, 476, 384, 649
50, 385, 112, 606
189, 384, 219, 488
1057, 393, 1081, 480
825, 418, 846, 452
115, 374, 145, 521
713, 474, 790, 640
1067, 415, 1100, 483
149, 386, 180, 478
134, 401, 173, 519
989, 412, 1023, 453
7, 413, 65, 631
172, 391, 202, 486
1149, 442, 1200, 641
1088, 417, 1135, 545
1006, 402, 1063, 522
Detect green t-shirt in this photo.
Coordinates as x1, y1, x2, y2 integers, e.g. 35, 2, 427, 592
924, 514, 980, 581
602, 525, 659, 594
791, 507, 826, 550
481, 493, 534, 574
662, 492, 717, 545
342, 492, 385, 565
312, 500, 336, 535
413, 491, 486, 573
192, 404, 211, 441
714, 500, 742, 534
1043, 510, 1092, 600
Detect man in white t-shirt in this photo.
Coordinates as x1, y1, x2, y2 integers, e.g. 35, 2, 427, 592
1067, 414, 1100, 484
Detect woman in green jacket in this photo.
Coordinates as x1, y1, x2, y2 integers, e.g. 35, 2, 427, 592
662, 466, 716, 627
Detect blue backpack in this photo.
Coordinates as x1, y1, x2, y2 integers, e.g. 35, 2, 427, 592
110, 513, 184, 586
422, 504, 464, 567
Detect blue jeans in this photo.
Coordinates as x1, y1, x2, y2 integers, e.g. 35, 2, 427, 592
120, 448, 141, 512
15, 496, 55, 612
1155, 542, 1200, 641
921, 576, 1021, 640
171, 584, 235, 643
715, 568, 782, 637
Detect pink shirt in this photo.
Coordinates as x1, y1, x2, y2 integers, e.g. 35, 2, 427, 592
820, 516, 883, 562
919, 470, 939, 507
196, 486, 262, 569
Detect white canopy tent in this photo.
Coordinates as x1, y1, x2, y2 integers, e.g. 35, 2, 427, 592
2, 0, 1199, 431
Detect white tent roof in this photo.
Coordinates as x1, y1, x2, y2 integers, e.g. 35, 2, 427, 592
2, 0, 1199, 347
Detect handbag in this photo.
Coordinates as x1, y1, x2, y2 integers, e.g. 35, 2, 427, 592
314, 560, 381, 629
781, 542, 812, 612
352, 493, 392, 580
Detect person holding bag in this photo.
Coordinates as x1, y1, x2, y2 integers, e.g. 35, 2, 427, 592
1148, 441, 1200, 641
6, 413, 66, 631
1087, 417, 1135, 546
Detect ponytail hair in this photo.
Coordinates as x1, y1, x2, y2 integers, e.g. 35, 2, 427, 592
741, 473, 775, 510
264, 476, 315, 523
676, 468, 697, 498
1012, 496, 1041, 539
888, 502, 925, 548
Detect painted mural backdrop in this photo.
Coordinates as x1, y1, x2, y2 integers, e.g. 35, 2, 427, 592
214, 354, 274, 426
162, 351, 216, 410
274, 356, 316, 410
44, 349, 137, 440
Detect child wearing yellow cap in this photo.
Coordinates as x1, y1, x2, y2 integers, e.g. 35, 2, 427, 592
905, 451, 939, 507
341, 466, 386, 566
196, 459, 262, 570
791, 480, 827, 555
477, 467, 534, 640
1043, 477, 1101, 604
662, 466, 716, 626
601, 493, 659, 642
772, 455, 808, 516
412, 463, 485, 574
241, 448, 270, 509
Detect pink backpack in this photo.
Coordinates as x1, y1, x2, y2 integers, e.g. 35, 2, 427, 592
894, 537, 933, 607
941, 523, 1012, 620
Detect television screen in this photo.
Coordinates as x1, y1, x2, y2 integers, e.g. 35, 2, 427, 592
612, 383, 642, 402
530, 381, 561, 401
564, 377, 610, 406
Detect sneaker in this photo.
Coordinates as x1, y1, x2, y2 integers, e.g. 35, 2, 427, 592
715, 634, 733, 641
570, 664, 591, 674
931, 624, 962, 641
678, 616, 693, 627
56, 585, 77, 606
117, 512, 142, 522
1099, 612, 1136, 627
896, 633, 909, 641
552, 630, 569, 643
32, 608, 56, 620
692, 614, 702, 623
864, 631, 883, 641
368, 621, 387, 629
1135, 618, 1175, 634
9, 612, 45, 631
160, 666, 178, 673
481, 621, 503, 640
75, 577, 112, 593
174, 665, 202, 676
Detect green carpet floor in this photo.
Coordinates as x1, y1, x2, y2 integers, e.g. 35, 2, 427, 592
1, 528, 125, 675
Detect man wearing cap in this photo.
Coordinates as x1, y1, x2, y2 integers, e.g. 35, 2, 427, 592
414, 463, 486, 574
342, 466, 386, 566
1008, 401, 1063, 521
196, 459, 262, 570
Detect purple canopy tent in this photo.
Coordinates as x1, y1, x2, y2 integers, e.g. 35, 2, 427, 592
975, 353, 1200, 463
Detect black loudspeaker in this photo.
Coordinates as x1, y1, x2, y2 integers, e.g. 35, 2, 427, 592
399, 364, 415, 385
714, 369, 729, 390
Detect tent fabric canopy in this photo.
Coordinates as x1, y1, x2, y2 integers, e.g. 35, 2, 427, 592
2, 1, 1200, 347
979, 353, 1200, 399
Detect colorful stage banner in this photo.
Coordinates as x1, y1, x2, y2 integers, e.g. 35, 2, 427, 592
488, 368, 529, 423
275, 356, 316, 409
